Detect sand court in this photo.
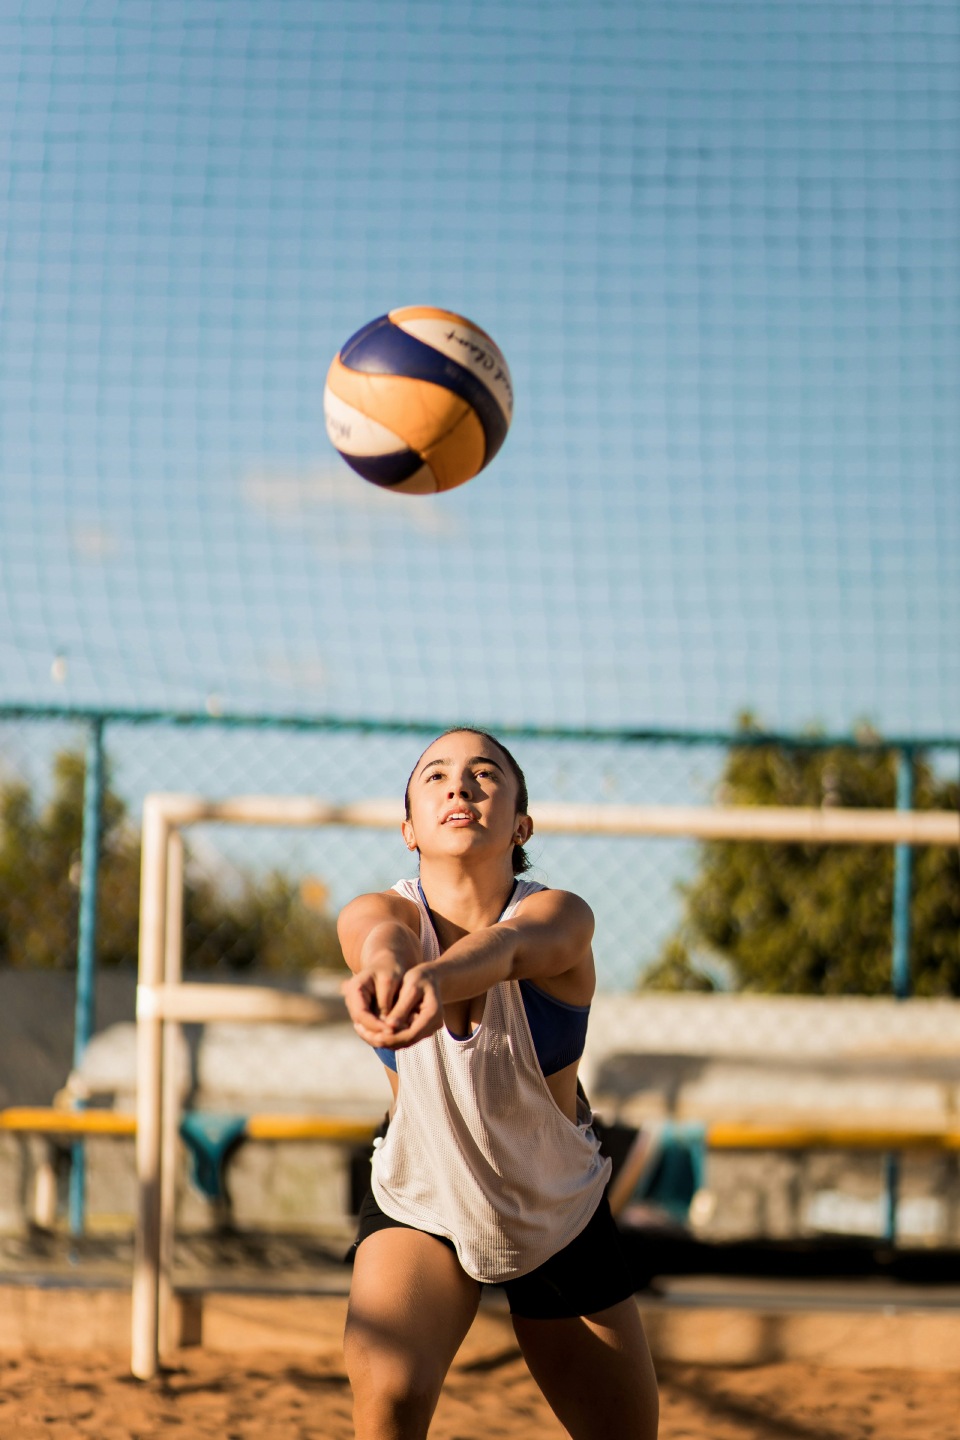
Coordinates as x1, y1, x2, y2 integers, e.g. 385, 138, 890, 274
1, 1289, 959, 1439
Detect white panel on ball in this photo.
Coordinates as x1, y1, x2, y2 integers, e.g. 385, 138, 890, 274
323, 388, 408, 457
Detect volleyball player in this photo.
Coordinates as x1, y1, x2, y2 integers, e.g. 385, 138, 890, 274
339, 728, 659, 1440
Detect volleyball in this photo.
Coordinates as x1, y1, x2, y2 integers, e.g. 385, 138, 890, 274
323, 306, 513, 494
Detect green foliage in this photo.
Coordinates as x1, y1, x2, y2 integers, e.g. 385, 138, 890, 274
0, 748, 343, 973
184, 868, 343, 973
646, 734, 960, 996
640, 937, 721, 993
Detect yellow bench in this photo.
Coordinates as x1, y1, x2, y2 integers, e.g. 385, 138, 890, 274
0, 1107, 376, 1143
5, 1107, 958, 1226
7, 1108, 957, 1150
0, 1108, 379, 1220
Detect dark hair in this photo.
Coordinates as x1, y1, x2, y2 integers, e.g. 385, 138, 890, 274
404, 727, 532, 875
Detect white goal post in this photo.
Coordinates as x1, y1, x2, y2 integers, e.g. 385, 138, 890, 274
131, 791, 960, 1379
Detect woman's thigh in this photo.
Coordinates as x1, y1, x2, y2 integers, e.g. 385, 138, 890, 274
512, 1297, 659, 1440
345, 1225, 481, 1423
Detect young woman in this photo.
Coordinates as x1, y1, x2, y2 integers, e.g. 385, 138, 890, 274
339, 728, 659, 1440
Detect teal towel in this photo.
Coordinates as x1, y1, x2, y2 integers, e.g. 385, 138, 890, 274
633, 1121, 707, 1222
179, 1113, 248, 1202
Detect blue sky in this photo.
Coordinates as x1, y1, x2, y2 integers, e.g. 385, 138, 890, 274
1, 0, 958, 738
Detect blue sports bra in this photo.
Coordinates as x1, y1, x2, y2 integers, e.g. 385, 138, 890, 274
374, 882, 590, 1077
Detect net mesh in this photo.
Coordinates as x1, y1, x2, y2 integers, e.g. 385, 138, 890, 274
1, 1, 958, 735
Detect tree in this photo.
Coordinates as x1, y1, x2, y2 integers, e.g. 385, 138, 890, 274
644, 729, 960, 996
0, 747, 343, 973
183, 867, 344, 973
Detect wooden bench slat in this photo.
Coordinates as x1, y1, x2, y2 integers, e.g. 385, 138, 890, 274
4, 1108, 958, 1152
0, 1107, 378, 1144
0, 1108, 137, 1137
706, 1122, 960, 1151
244, 1115, 377, 1143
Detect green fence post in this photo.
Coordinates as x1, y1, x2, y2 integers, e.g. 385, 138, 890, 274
69, 716, 105, 1235
883, 745, 915, 1245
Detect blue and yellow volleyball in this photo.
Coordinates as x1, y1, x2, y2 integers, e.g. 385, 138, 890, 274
324, 306, 513, 494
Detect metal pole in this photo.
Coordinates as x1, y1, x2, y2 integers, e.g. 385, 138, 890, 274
158, 830, 184, 1365
883, 746, 915, 1244
131, 796, 170, 1381
69, 716, 105, 1235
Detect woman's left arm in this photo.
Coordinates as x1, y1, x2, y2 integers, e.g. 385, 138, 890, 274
380, 890, 594, 1049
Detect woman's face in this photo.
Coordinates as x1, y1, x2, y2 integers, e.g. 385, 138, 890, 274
402, 730, 531, 868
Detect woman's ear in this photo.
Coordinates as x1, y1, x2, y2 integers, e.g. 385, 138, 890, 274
514, 815, 533, 846
401, 818, 418, 853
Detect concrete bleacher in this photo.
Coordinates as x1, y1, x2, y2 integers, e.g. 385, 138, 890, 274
583, 993, 960, 1242
583, 992, 960, 1128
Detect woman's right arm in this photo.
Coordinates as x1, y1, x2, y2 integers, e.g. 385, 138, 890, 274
337, 892, 427, 1049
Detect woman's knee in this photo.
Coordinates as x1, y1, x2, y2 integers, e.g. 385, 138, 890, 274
348, 1353, 439, 1438
345, 1326, 442, 1434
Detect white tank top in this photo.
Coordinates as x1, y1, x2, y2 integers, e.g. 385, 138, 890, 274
370, 878, 612, 1283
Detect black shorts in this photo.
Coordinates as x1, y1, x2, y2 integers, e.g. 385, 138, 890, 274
352, 1185, 635, 1320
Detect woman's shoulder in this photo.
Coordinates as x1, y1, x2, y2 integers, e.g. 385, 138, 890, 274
510, 884, 594, 927
337, 885, 422, 935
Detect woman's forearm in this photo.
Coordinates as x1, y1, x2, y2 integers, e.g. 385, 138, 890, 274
357, 919, 422, 976
419, 925, 519, 1002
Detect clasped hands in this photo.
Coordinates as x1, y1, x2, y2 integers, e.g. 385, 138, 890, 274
342, 963, 443, 1051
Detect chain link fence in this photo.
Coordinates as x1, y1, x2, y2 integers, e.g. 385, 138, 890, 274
2, 711, 957, 994
3, 710, 959, 1250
